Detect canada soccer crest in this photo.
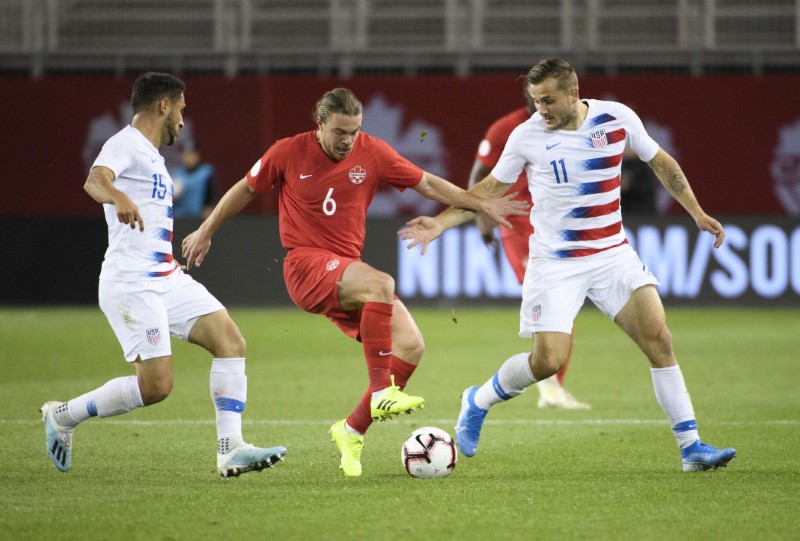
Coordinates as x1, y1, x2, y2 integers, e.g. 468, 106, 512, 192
590, 129, 608, 149
146, 327, 161, 346
326, 258, 340, 271
349, 165, 366, 185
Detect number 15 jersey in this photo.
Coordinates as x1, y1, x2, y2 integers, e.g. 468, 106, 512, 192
247, 130, 423, 258
93, 125, 178, 282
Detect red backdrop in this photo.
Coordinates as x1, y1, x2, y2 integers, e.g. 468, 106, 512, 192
3, 73, 798, 216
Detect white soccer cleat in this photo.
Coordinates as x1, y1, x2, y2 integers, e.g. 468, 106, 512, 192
536, 376, 591, 410
41, 401, 74, 472
216, 443, 287, 478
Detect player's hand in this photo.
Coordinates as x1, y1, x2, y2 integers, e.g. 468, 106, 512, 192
182, 229, 211, 270
475, 214, 498, 249
398, 216, 445, 255
113, 194, 144, 232
479, 192, 529, 229
696, 213, 726, 248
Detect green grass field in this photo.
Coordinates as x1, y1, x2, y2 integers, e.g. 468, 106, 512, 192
1, 306, 798, 540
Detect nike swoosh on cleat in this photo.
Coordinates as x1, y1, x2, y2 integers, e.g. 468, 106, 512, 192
546, 143, 561, 150
299, 174, 313, 179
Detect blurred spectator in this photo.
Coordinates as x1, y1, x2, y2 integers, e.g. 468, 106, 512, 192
171, 141, 218, 219
620, 145, 658, 214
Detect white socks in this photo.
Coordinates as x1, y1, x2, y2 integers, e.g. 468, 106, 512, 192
651, 365, 699, 448
57, 375, 144, 427
54, 358, 250, 455
211, 358, 247, 454
345, 421, 363, 436
473, 352, 536, 411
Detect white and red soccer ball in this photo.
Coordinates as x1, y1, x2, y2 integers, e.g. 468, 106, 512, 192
401, 426, 457, 479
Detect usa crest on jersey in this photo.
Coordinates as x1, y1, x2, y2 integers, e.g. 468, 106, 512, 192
146, 327, 161, 346
590, 129, 608, 149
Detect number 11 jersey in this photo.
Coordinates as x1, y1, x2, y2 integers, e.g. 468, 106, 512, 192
493, 99, 660, 260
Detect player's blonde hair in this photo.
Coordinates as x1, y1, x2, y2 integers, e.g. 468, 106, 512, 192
313, 88, 363, 123
524, 58, 578, 94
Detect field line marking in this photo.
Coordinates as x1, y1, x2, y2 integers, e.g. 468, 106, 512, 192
4, 419, 799, 426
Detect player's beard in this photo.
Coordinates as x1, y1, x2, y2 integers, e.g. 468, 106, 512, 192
550, 111, 574, 131
165, 111, 180, 146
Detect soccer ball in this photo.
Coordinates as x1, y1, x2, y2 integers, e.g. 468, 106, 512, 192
401, 426, 457, 478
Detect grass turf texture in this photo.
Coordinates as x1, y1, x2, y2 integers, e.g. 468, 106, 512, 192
1, 306, 798, 539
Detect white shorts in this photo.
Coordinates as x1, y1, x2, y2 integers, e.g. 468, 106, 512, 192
519, 245, 659, 337
99, 270, 225, 362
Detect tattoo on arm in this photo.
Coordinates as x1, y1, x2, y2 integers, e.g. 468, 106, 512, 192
666, 172, 687, 195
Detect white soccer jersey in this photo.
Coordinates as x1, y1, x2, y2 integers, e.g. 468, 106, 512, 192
492, 99, 660, 259
93, 125, 178, 281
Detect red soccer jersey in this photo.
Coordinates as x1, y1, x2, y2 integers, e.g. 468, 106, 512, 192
475, 106, 532, 207
247, 130, 423, 257
476, 106, 534, 282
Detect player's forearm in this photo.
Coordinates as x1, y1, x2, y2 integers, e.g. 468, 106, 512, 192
649, 150, 703, 219
84, 168, 121, 205
434, 207, 479, 231
198, 178, 255, 237
431, 174, 511, 230
662, 173, 703, 218
416, 173, 485, 213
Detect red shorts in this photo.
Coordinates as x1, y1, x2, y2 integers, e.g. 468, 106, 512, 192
500, 216, 534, 284
283, 247, 363, 340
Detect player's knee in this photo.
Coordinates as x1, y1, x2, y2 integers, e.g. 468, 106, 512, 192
531, 350, 564, 380
140, 377, 173, 405
363, 271, 395, 302
225, 328, 247, 358
214, 320, 247, 358
651, 325, 674, 356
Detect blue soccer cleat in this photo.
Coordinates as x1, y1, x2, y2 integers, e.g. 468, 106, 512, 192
681, 440, 736, 472
217, 443, 287, 478
41, 401, 74, 473
454, 386, 488, 458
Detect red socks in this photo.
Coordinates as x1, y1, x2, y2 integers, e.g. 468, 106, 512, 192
361, 302, 394, 392
346, 355, 419, 435
390, 356, 417, 390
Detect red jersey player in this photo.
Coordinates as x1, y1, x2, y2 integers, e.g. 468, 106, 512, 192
182, 88, 527, 476
468, 92, 590, 410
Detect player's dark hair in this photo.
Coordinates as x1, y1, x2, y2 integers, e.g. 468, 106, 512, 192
524, 58, 578, 93
131, 72, 186, 114
313, 88, 362, 123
